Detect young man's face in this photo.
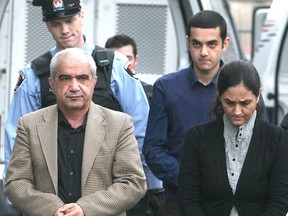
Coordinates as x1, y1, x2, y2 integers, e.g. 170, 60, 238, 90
186, 26, 230, 76
46, 11, 85, 50
111, 45, 138, 68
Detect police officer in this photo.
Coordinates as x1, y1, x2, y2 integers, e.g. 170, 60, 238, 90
3, 0, 153, 212
105, 34, 154, 105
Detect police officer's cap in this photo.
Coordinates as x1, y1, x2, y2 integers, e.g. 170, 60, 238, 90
32, 0, 81, 22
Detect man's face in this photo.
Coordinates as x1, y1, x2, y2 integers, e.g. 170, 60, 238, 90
48, 55, 96, 112
46, 11, 84, 50
111, 45, 138, 68
220, 84, 260, 126
186, 27, 230, 76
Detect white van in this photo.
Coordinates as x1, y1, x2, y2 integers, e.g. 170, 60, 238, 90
0, 0, 243, 163
252, 0, 288, 125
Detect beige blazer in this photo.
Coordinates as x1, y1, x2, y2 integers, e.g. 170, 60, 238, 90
4, 103, 146, 216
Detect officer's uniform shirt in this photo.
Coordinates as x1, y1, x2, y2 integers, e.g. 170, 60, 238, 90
4, 41, 162, 190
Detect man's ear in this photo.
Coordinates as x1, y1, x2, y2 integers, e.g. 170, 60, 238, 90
48, 77, 54, 93
134, 55, 139, 67
93, 76, 97, 87
222, 36, 230, 51
79, 10, 84, 19
79, 10, 85, 26
186, 36, 189, 46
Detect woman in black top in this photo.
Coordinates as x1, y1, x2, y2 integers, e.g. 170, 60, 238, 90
178, 60, 288, 216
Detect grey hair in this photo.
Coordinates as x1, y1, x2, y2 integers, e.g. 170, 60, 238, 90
50, 47, 97, 79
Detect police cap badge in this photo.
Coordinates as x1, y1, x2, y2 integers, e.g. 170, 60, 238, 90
32, 0, 81, 22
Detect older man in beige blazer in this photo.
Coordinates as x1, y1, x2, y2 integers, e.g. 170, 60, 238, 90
4, 48, 146, 216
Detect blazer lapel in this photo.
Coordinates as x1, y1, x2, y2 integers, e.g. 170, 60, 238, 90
81, 104, 107, 188
37, 106, 58, 193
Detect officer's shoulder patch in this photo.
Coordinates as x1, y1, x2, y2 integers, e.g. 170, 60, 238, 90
123, 60, 138, 80
14, 70, 26, 92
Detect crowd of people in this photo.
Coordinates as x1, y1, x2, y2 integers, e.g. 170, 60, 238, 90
1, 0, 288, 216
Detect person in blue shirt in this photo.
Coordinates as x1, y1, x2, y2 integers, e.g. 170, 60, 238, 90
143, 10, 231, 216
105, 34, 154, 105
143, 10, 269, 216
3, 0, 150, 210
105, 33, 164, 216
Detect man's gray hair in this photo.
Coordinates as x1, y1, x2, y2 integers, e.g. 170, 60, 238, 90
50, 47, 97, 79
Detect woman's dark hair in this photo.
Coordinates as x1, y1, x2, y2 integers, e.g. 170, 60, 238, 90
213, 60, 264, 117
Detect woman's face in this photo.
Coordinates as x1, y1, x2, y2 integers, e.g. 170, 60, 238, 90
220, 84, 260, 126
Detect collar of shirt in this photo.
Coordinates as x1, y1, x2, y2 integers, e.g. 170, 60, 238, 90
223, 110, 257, 141
188, 60, 224, 88
51, 35, 95, 57
58, 108, 88, 130
223, 110, 257, 198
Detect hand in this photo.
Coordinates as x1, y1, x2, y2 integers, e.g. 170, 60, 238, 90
54, 203, 84, 216
146, 188, 165, 216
